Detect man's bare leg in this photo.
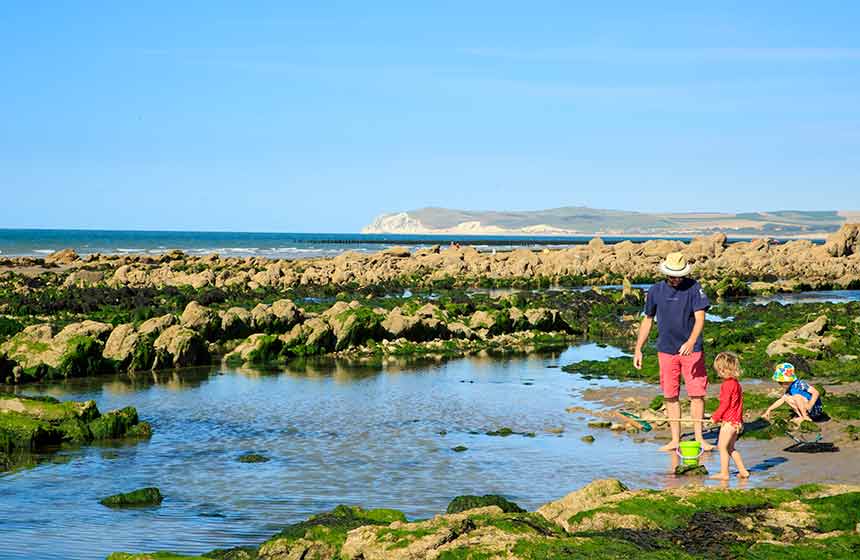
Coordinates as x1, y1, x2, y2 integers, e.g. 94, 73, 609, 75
691, 396, 715, 451
659, 398, 681, 451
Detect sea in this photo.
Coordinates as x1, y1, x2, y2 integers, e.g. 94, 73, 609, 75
0, 229, 820, 260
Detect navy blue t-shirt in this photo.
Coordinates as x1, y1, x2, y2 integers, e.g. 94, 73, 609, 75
644, 278, 710, 354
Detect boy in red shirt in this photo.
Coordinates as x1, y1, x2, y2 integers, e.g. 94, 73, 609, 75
709, 352, 750, 480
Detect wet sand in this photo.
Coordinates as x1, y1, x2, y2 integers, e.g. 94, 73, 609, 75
573, 379, 860, 487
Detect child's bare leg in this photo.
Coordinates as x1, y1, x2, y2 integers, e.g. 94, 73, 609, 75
787, 396, 812, 421
732, 450, 749, 478
727, 428, 749, 477
709, 424, 733, 480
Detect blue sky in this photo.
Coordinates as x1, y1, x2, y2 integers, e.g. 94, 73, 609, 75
1, 1, 859, 232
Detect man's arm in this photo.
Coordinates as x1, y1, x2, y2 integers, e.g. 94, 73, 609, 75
633, 315, 653, 369
678, 309, 705, 356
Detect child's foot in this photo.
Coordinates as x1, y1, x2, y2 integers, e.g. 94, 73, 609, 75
659, 441, 679, 452
697, 440, 716, 452
738, 470, 751, 479
709, 473, 730, 480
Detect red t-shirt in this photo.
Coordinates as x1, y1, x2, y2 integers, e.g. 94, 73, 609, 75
711, 377, 743, 423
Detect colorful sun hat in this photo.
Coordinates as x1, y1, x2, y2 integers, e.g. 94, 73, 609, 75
773, 362, 797, 383
658, 252, 692, 277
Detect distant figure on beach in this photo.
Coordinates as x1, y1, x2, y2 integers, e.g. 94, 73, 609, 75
634, 252, 714, 452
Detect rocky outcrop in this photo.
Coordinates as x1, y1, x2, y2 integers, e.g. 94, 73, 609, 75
12, 226, 860, 295
825, 223, 860, 257
766, 315, 836, 357
43, 248, 79, 265
537, 479, 629, 531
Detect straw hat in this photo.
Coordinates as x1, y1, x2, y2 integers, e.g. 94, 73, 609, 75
658, 252, 692, 277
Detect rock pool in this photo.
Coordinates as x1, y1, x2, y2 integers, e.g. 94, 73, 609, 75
0, 342, 842, 560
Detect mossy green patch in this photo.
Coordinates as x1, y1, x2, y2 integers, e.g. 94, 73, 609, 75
100, 487, 163, 508
59, 335, 114, 378
0, 411, 60, 452
803, 492, 860, 532
446, 495, 525, 514
823, 393, 860, 420
511, 535, 688, 560
738, 535, 860, 559
264, 504, 407, 551
88, 407, 139, 439
569, 487, 812, 531
246, 335, 282, 364
2, 395, 150, 470
563, 354, 659, 383
107, 553, 209, 560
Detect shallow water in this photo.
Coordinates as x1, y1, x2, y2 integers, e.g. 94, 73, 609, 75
0, 344, 831, 560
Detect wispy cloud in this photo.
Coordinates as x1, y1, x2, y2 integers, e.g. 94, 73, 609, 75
462, 47, 860, 63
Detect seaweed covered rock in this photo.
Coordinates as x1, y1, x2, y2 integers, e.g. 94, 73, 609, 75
0, 394, 151, 470
258, 505, 406, 560
237, 452, 269, 463
340, 507, 565, 560
537, 478, 629, 531
180, 301, 222, 340
766, 315, 835, 357
524, 307, 570, 332
324, 302, 387, 350
103, 324, 157, 372
250, 299, 303, 333
106, 482, 860, 560
0, 321, 114, 381
103, 323, 139, 365
225, 334, 283, 365
100, 487, 163, 508
381, 306, 447, 341
138, 314, 178, 337
153, 325, 210, 368
220, 306, 253, 339
446, 494, 525, 514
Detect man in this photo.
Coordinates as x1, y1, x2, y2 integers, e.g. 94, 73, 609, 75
634, 252, 713, 452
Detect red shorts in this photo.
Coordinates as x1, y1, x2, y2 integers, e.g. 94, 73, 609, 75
657, 351, 708, 399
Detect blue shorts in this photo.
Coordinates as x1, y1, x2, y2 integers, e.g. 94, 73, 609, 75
808, 399, 825, 421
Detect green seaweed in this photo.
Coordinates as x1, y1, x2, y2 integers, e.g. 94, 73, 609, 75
446, 495, 525, 514
100, 487, 163, 508
804, 492, 860, 532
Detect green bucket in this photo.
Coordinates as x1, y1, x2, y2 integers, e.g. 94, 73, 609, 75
677, 441, 703, 466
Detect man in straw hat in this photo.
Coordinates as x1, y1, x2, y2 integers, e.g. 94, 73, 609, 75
634, 252, 714, 452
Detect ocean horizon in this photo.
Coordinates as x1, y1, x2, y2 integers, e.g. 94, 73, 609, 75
0, 228, 825, 260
